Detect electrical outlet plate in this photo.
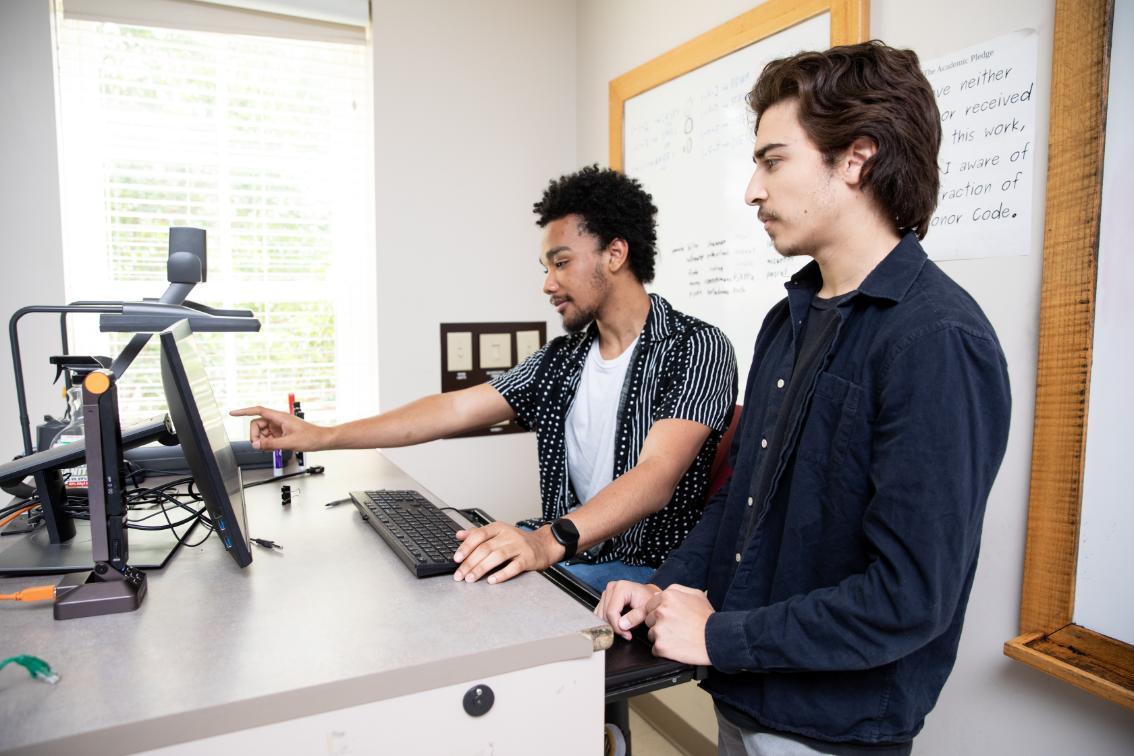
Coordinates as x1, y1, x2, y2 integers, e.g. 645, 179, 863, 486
479, 333, 512, 369
515, 330, 541, 362
446, 331, 473, 372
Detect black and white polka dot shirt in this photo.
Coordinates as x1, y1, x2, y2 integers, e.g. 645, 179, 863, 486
490, 294, 737, 567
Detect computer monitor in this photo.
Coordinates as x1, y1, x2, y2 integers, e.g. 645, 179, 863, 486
160, 319, 253, 568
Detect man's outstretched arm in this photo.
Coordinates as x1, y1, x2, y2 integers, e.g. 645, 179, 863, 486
230, 383, 515, 452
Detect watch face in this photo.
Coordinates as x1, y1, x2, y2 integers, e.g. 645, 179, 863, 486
553, 518, 579, 543
551, 518, 579, 559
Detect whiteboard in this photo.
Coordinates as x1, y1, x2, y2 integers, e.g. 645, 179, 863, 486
1074, 0, 1134, 646
624, 14, 829, 388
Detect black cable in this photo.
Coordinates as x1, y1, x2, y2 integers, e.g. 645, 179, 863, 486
156, 494, 212, 548
122, 460, 147, 487
126, 484, 199, 508
132, 500, 206, 526
58, 479, 212, 548
145, 480, 213, 549
63, 510, 204, 531
128, 481, 214, 548
182, 528, 213, 548
126, 485, 208, 521
0, 503, 42, 537
0, 495, 42, 536
129, 466, 181, 476
129, 501, 195, 523
5, 461, 301, 550
141, 475, 197, 492
0, 498, 38, 519
242, 465, 324, 489
62, 485, 199, 521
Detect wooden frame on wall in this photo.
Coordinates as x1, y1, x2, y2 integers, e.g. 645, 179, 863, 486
1003, 0, 1134, 710
608, 0, 870, 170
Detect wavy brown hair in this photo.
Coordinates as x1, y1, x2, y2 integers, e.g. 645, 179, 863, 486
747, 40, 941, 239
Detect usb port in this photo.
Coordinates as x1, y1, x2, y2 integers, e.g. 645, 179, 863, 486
224, 536, 233, 549
217, 518, 226, 532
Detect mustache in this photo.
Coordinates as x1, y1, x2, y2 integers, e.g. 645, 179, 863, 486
758, 210, 778, 223
550, 296, 570, 306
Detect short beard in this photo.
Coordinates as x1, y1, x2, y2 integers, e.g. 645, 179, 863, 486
562, 260, 609, 333
774, 241, 813, 259
563, 307, 596, 334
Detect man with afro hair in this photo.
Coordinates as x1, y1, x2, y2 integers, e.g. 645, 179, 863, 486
235, 165, 737, 591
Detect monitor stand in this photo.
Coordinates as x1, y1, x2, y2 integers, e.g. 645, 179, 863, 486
0, 518, 192, 577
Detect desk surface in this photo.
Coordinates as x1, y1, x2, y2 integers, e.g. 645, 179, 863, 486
0, 450, 611, 754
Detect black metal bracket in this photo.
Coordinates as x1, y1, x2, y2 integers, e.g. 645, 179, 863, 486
53, 370, 148, 620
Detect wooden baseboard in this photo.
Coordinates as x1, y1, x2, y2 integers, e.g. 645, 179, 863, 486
631, 693, 715, 756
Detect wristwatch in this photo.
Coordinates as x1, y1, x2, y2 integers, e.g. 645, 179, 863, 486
549, 518, 580, 560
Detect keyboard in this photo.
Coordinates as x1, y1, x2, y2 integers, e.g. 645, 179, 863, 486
350, 489, 463, 577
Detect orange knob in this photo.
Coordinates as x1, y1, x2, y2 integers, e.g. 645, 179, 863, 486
83, 372, 111, 395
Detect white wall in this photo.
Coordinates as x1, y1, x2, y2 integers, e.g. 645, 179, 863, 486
0, 0, 574, 522
370, 0, 576, 521
5, 0, 1131, 750
0, 0, 68, 463
578, 1, 1134, 754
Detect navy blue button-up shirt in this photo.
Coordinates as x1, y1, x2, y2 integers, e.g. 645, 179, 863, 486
651, 233, 1011, 746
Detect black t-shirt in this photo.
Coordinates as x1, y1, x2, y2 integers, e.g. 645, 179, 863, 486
797, 292, 847, 380
741, 291, 851, 544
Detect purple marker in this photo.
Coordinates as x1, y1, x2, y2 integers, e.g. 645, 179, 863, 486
293, 401, 306, 472
272, 448, 283, 477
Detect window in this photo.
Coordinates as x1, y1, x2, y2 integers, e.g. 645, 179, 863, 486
55, 6, 376, 433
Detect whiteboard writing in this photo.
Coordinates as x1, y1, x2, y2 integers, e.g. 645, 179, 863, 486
625, 14, 828, 388
922, 30, 1040, 260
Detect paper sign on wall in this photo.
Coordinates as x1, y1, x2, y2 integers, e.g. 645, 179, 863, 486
921, 30, 1040, 260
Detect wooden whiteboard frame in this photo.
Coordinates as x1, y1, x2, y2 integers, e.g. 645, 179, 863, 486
608, 0, 870, 170
1003, 0, 1134, 710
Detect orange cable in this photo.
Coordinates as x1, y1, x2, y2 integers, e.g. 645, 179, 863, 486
0, 585, 56, 602
0, 506, 51, 602
0, 506, 53, 602
0, 504, 35, 529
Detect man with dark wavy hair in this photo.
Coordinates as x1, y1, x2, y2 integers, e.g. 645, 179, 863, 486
598, 41, 1012, 753
234, 165, 737, 590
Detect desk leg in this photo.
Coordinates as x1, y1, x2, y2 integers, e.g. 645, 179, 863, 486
605, 699, 632, 755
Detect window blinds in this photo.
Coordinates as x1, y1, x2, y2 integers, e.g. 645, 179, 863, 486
56, 14, 375, 430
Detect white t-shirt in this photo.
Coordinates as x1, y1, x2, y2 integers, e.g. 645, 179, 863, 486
565, 336, 638, 506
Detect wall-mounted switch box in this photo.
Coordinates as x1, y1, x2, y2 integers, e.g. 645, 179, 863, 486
439, 321, 548, 438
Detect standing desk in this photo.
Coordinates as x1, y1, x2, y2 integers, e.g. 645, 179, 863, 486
0, 450, 613, 755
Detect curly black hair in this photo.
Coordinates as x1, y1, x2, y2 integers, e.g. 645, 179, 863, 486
532, 165, 658, 283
